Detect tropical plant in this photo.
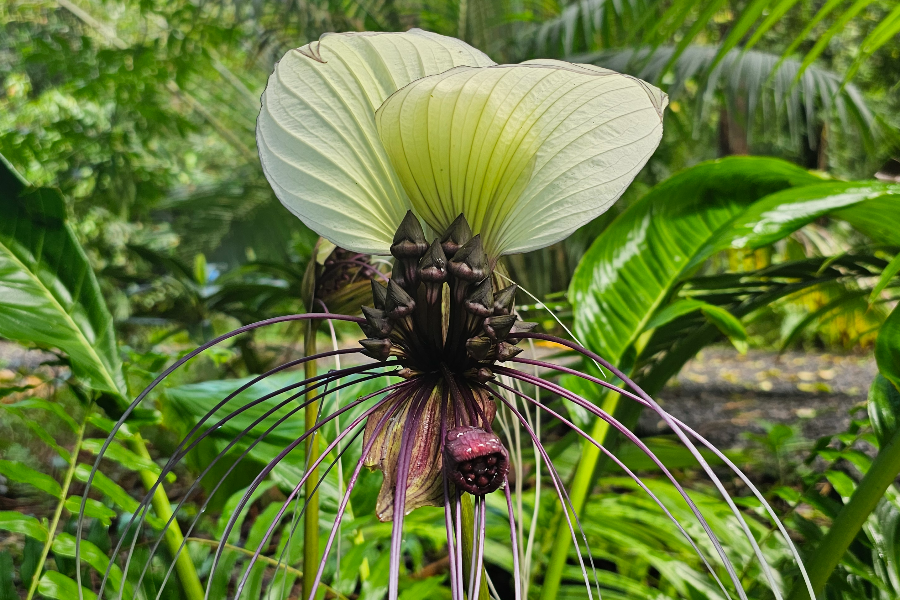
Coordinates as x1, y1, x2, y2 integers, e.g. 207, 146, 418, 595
71, 29, 816, 600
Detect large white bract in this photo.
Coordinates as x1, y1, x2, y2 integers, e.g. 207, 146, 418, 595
257, 29, 667, 256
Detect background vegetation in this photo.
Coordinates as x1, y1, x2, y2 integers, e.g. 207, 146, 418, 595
1, 1, 899, 599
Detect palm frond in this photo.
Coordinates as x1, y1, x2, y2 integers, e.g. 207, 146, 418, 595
575, 45, 876, 149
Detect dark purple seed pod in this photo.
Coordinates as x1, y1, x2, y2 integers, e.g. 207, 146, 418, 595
444, 426, 509, 496
492, 284, 517, 316
448, 235, 486, 282
465, 336, 493, 361
361, 306, 393, 338
464, 278, 494, 318
496, 342, 523, 361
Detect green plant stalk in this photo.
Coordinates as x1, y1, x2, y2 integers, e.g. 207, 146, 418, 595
303, 320, 322, 600
26, 406, 90, 600
787, 422, 900, 600
460, 494, 489, 600
129, 434, 205, 600
539, 391, 617, 600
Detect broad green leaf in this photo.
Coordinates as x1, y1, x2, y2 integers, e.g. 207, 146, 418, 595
0, 154, 126, 401
72, 464, 164, 529
0, 408, 70, 462
376, 61, 666, 256
876, 305, 900, 391
0, 511, 48, 542
3, 398, 78, 432
868, 375, 900, 449
870, 253, 900, 304
571, 156, 820, 365
38, 571, 98, 600
698, 181, 900, 259
257, 30, 494, 255
65, 496, 116, 526
52, 533, 132, 598
0, 460, 62, 498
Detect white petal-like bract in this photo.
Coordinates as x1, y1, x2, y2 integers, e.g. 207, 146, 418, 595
375, 61, 667, 256
257, 30, 494, 254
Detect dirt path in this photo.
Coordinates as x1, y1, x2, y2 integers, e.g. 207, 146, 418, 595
645, 346, 878, 448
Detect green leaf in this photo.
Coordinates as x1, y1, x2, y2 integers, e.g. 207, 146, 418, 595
72, 464, 164, 528
868, 375, 900, 449
52, 533, 132, 598
2, 398, 78, 432
38, 571, 98, 600
0, 460, 62, 498
0, 511, 49, 542
876, 305, 900, 391
65, 496, 116, 526
696, 181, 900, 264
870, 253, 900, 304
571, 156, 820, 365
0, 154, 126, 402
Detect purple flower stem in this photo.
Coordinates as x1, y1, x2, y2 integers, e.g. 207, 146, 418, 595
512, 356, 808, 589
218, 384, 412, 600
388, 381, 435, 600
480, 387, 601, 599
494, 364, 746, 597
112, 362, 383, 597
510, 353, 784, 596
504, 482, 522, 600
484, 381, 731, 599
440, 388, 463, 600
305, 395, 409, 600
146, 372, 398, 598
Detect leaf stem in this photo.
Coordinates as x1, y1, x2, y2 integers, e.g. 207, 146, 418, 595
786, 421, 900, 600
303, 319, 321, 600
26, 403, 91, 600
460, 495, 489, 600
129, 434, 205, 600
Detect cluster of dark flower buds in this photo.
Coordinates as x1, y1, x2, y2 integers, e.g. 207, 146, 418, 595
358, 211, 535, 379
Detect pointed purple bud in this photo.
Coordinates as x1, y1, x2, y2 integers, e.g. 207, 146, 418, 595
371, 279, 388, 310
464, 278, 494, 318
440, 214, 473, 258
492, 284, 517, 316
362, 306, 393, 338
391, 211, 428, 259
385, 279, 415, 318
418, 239, 448, 284
466, 336, 493, 361
360, 337, 392, 360
448, 235, 486, 282
507, 321, 538, 344
496, 342, 523, 361
483, 314, 517, 341
445, 426, 509, 496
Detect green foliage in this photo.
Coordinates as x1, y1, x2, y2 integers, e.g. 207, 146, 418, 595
0, 155, 126, 401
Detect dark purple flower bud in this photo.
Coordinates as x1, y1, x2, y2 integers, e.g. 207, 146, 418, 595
448, 235, 486, 282
464, 278, 494, 318
444, 426, 509, 496
371, 279, 388, 310
507, 320, 538, 343
385, 280, 416, 318
492, 284, 517, 316
390, 211, 429, 259
496, 342, 523, 361
361, 306, 393, 338
466, 336, 493, 361
440, 214, 473, 258
418, 239, 448, 284
360, 337, 392, 360
484, 314, 517, 341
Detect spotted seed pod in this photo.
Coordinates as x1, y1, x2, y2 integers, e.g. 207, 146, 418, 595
444, 426, 509, 496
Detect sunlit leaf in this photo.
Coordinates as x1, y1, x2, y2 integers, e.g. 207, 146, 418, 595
0, 460, 61, 498
0, 511, 48, 542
